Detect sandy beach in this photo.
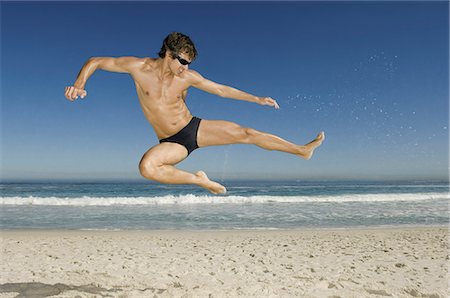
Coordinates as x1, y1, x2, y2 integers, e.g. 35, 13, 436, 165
0, 227, 448, 297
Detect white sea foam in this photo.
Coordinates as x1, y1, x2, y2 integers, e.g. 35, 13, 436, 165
1, 192, 448, 206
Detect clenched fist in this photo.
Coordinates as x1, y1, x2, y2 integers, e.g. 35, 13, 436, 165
65, 86, 87, 102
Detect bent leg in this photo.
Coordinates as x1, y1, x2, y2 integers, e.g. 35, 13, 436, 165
197, 119, 325, 160
139, 142, 226, 194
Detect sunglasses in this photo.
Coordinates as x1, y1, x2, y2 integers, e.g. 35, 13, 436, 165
174, 54, 191, 66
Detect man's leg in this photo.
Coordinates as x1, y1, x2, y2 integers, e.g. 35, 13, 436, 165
139, 142, 226, 194
197, 120, 325, 159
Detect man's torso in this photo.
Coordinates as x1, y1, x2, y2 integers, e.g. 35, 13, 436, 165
130, 58, 193, 139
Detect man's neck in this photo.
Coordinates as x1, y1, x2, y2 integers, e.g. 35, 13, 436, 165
157, 58, 174, 80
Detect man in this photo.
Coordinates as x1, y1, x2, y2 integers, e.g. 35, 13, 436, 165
65, 32, 325, 194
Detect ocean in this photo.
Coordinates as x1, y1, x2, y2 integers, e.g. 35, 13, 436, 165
0, 180, 448, 230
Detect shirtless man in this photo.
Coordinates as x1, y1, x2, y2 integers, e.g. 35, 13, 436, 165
65, 32, 325, 194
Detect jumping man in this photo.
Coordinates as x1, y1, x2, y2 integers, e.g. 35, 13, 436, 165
64, 32, 325, 194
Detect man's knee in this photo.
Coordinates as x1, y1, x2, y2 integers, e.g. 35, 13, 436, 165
239, 127, 259, 143
139, 156, 161, 180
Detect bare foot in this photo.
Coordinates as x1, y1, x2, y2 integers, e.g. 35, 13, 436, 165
299, 131, 325, 160
195, 171, 227, 194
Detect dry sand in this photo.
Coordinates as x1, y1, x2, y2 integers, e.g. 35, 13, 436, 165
0, 227, 448, 297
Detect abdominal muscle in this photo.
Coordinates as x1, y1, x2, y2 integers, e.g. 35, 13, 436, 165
137, 93, 193, 140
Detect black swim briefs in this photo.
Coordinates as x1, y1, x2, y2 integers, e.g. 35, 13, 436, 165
159, 116, 202, 155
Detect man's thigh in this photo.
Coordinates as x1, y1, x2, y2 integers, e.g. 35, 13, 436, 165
197, 119, 245, 148
141, 142, 189, 166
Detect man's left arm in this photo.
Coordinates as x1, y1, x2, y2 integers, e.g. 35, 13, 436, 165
189, 70, 279, 109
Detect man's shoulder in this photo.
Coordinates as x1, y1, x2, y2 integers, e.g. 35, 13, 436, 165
183, 69, 203, 82
125, 57, 158, 72
142, 57, 158, 65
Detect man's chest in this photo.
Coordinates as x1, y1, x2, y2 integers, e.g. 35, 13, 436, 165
134, 72, 188, 101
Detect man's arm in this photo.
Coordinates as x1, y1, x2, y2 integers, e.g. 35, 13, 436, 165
65, 56, 143, 101
188, 70, 280, 109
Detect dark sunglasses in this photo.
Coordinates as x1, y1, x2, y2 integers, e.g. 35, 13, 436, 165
174, 54, 191, 66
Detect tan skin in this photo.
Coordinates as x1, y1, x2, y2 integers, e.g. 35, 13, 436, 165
65, 51, 325, 194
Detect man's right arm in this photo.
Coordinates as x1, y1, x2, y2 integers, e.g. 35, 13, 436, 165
65, 56, 143, 101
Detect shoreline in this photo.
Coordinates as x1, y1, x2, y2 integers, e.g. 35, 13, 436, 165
1, 224, 448, 233
1, 226, 448, 297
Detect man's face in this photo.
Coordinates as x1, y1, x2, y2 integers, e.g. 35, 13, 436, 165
170, 51, 192, 76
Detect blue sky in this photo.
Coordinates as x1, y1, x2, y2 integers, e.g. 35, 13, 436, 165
1, 1, 448, 181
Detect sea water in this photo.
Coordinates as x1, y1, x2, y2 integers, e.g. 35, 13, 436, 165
0, 180, 448, 230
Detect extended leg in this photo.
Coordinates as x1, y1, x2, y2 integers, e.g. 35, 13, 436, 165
197, 120, 325, 159
139, 142, 226, 194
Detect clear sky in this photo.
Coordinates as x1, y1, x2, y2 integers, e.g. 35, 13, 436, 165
1, 1, 448, 181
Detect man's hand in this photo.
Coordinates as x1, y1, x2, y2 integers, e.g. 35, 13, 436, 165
65, 86, 87, 102
259, 97, 280, 109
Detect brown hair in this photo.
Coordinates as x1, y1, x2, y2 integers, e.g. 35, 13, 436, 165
158, 32, 198, 61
